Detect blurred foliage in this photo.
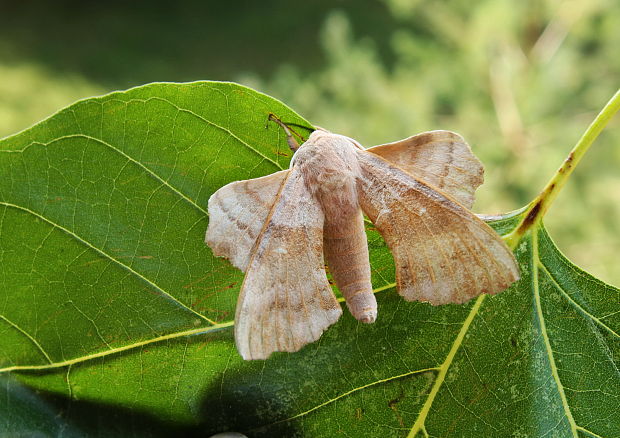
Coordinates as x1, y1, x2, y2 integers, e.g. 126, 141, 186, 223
0, 0, 619, 286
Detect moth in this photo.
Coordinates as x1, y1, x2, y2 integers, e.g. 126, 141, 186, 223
206, 124, 519, 360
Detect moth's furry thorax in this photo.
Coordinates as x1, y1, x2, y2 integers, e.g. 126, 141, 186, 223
293, 131, 362, 221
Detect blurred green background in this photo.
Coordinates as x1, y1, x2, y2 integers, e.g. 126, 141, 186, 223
1, 0, 618, 286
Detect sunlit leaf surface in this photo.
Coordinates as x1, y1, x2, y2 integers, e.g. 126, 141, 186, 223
1, 82, 618, 437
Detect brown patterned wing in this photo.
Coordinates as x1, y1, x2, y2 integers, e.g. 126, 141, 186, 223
356, 150, 519, 305
366, 130, 483, 208
206, 170, 289, 271
235, 168, 342, 360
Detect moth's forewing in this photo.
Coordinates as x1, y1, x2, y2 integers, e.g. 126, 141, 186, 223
234, 168, 342, 360
356, 149, 519, 305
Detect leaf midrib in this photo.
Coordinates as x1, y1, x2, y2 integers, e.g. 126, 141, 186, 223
531, 227, 579, 438
0, 323, 233, 373
406, 294, 487, 438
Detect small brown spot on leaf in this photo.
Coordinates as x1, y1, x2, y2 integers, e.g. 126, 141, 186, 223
510, 335, 518, 348
388, 385, 406, 427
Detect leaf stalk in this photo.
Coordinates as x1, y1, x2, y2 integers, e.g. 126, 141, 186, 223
505, 88, 620, 248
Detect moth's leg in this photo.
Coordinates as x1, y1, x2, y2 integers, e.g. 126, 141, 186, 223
268, 113, 300, 151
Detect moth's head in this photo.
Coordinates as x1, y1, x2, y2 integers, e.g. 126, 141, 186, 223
305, 127, 330, 142
290, 129, 362, 168
306, 129, 364, 149
291, 129, 364, 168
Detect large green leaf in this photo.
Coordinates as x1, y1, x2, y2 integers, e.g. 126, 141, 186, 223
1, 82, 618, 437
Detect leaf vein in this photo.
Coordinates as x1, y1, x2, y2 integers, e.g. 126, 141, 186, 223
130, 96, 284, 171
538, 263, 619, 340
2, 134, 208, 216
0, 315, 53, 364
257, 367, 440, 430
0, 202, 216, 327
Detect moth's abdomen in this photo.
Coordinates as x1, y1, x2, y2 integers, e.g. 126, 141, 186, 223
324, 211, 377, 323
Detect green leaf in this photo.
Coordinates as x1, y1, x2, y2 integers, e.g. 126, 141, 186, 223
1, 82, 618, 437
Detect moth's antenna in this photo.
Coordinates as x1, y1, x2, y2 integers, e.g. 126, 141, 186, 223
268, 113, 301, 152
